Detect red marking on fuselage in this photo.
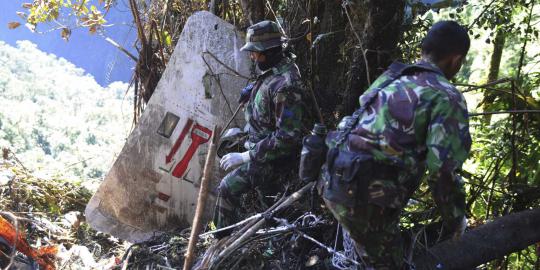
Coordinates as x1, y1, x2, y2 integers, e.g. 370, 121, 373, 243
158, 192, 171, 202
166, 119, 194, 164
171, 124, 212, 178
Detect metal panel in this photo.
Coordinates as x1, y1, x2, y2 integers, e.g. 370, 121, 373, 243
85, 11, 251, 242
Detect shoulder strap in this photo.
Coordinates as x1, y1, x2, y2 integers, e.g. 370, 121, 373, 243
249, 69, 275, 101
334, 61, 440, 147
246, 68, 277, 135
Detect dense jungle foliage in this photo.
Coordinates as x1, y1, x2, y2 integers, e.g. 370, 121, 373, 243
6, 0, 540, 268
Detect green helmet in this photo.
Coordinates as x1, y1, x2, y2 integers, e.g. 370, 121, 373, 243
240, 20, 284, 52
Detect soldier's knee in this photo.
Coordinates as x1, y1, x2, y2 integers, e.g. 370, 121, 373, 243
217, 178, 232, 198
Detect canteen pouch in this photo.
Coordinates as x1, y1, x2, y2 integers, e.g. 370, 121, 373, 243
366, 178, 401, 208
320, 148, 373, 207
299, 135, 328, 183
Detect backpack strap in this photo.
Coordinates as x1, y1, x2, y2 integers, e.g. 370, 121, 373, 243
334, 61, 441, 147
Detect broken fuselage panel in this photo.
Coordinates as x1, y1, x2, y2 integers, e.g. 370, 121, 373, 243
85, 11, 252, 242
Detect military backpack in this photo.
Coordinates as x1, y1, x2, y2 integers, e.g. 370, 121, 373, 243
319, 62, 441, 208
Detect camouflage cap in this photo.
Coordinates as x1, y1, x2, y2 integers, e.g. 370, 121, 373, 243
241, 20, 283, 52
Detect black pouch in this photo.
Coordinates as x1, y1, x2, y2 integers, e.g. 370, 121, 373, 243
367, 179, 401, 208
320, 148, 373, 207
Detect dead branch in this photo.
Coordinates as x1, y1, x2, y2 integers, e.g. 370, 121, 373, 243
207, 182, 315, 269
103, 36, 138, 62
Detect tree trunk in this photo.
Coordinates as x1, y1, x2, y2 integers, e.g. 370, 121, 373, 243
481, 29, 506, 122
311, 0, 347, 122
209, 0, 223, 16
340, 0, 405, 116
487, 30, 505, 83
235, 1, 404, 120
239, 0, 265, 26
414, 208, 540, 270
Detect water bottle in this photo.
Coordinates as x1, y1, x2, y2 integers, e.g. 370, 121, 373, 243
299, 123, 328, 183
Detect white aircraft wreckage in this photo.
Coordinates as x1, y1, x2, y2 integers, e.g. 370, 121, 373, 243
85, 11, 252, 242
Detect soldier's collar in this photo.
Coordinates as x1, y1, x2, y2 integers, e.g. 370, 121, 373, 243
415, 59, 445, 76
258, 68, 274, 79
256, 55, 295, 79
271, 56, 294, 75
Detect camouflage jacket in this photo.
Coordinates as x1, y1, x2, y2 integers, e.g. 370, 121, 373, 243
244, 56, 306, 164
328, 59, 471, 226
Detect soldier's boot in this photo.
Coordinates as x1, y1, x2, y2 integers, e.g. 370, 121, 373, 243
212, 168, 251, 239
212, 193, 236, 239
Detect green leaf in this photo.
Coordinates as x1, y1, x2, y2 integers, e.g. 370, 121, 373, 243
163, 31, 172, 47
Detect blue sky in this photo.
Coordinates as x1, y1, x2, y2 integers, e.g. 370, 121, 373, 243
0, 1, 137, 86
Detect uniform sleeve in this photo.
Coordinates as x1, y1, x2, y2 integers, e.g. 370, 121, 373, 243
425, 90, 471, 231
249, 86, 304, 163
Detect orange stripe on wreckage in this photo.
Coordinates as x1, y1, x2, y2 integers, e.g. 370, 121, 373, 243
0, 215, 57, 270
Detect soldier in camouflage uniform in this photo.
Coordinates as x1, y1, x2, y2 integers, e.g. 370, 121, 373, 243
320, 21, 471, 269
212, 20, 307, 237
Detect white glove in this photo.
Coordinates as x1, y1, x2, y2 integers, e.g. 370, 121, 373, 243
220, 151, 251, 171
453, 216, 467, 240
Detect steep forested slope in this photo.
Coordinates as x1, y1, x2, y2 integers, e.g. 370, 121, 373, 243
0, 40, 132, 181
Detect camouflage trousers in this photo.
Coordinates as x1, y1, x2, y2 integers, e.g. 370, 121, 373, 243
212, 161, 286, 233
323, 199, 405, 270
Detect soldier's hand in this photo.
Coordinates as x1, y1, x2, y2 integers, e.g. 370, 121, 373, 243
238, 83, 255, 104
220, 151, 251, 171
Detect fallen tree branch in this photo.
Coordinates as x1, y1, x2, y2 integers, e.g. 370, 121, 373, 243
455, 77, 512, 91
208, 182, 315, 269
199, 212, 261, 238
414, 208, 540, 270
